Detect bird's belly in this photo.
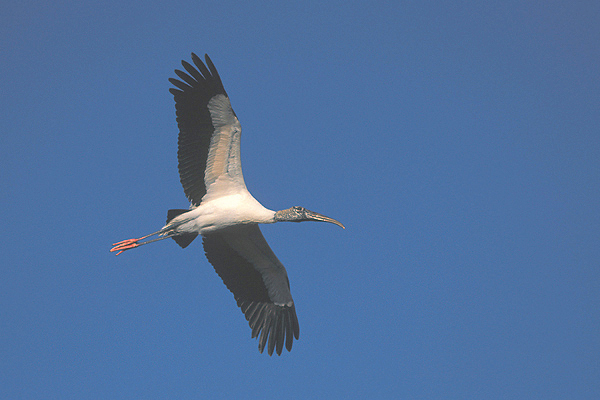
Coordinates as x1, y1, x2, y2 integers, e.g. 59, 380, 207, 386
171, 194, 273, 234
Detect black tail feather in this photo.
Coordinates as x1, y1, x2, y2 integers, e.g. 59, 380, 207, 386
166, 209, 189, 223
166, 209, 198, 248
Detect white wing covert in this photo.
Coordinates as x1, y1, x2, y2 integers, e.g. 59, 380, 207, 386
169, 54, 245, 206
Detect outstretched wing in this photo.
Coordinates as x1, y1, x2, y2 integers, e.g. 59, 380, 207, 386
169, 54, 246, 207
202, 225, 300, 356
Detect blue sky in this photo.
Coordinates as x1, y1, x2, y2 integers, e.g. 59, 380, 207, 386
1, 1, 598, 398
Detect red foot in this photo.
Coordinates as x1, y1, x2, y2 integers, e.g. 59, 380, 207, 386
110, 238, 141, 255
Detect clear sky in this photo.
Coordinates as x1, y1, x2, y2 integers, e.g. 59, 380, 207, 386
1, 1, 598, 399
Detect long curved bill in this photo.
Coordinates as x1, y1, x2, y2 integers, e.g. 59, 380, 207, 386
305, 210, 345, 229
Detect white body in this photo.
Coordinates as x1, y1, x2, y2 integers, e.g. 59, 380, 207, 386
166, 190, 276, 235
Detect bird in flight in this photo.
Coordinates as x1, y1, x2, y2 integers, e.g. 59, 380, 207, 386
110, 53, 344, 356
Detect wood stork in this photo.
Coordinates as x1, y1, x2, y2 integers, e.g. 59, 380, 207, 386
110, 53, 344, 356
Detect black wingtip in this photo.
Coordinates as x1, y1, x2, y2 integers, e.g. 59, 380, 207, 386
246, 303, 299, 356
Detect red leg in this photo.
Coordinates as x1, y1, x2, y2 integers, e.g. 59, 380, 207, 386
110, 238, 141, 255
